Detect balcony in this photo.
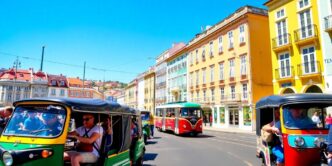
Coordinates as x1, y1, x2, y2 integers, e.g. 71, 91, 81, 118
297, 61, 322, 78
294, 24, 319, 46
325, 15, 332, 33
272, 33, 292, 52
274, 66, 295, 81
224, 93, 249, 103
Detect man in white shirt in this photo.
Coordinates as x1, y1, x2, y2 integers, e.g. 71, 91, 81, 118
64, 114, 103, 166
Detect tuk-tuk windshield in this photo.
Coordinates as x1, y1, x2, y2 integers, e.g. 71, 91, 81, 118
141, 112, 150, 121
180, 108, 202, 118
3, 105, 66, 138
283, 105, 332, 130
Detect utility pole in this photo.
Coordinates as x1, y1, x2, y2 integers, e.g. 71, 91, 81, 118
82, 61, 86, 97
12, 57, 21, 103
40, 46, 45, 71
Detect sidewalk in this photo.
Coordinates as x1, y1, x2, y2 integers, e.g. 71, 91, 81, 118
203, 126, 256, 135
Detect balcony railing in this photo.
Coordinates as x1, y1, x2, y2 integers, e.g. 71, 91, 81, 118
325, 15, 332, 32
294, 24, 318, 42
272, 33, 291, 49
297, 61, 321, 76
275, 66, 294, 80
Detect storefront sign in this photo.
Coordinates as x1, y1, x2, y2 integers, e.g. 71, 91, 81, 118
281, 82, 292, 88
243, 106, 251, 126
219, 107, 225, 124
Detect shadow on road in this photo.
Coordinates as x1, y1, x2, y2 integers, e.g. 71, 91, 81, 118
144, 153, 158, 161
146, 141, 158, 145
152, 136, 162, 139
180, 134, 215, 138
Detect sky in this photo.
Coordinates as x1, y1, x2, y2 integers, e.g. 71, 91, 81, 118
0, 0, 267, 83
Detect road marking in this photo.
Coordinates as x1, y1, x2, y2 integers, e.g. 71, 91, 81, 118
207, 138, 256, 149
226, 151, 253, 166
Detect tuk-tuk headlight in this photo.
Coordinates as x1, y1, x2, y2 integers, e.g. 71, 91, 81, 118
295, 137, 305, 147
2, 151, 13, 166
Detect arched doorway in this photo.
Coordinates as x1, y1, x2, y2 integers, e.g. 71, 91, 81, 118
305, 85, 323, 93
282, 88, 295, 94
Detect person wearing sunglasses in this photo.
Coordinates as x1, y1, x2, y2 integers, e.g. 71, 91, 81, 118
64, 114, 103, 166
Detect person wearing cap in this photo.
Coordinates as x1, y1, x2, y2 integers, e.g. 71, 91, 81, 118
40, 113, 62, 136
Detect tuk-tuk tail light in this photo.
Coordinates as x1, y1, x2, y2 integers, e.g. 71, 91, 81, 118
294, 137, 305, 147
41, 150, 52, 158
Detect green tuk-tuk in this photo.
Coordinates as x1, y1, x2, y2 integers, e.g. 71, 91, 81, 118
0, 98, 145, 166
140, 111, 151, 144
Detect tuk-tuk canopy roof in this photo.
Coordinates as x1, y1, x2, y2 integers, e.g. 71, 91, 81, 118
13, 98, 137, 115
256, 94, 332, 109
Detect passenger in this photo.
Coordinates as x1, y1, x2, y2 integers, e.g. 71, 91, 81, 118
326, 114, 332, 129
64, 114, 103, 166
311, 111, 321, 124
40, 113, 62, 136
5, 112, 24, 132
103, 116, 113, 153
23, 111, 42, 131
0, 106, 13, 129
284, 108, 316, 129
130, 117, 139, 159
262, 110, 284, 166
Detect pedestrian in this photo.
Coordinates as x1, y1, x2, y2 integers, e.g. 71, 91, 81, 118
0, 106, 13, 132
149, 113, 154, 138
326, 114, 332, 129
209, 114, 212, 127
327, 125, 332, 166
203, 115, 207, 127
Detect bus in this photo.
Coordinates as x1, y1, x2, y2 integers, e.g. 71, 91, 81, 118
155, 102, 203, 136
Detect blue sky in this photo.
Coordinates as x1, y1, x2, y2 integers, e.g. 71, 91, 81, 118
0, 0, 267, 83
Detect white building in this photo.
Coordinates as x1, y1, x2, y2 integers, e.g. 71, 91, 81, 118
155, 50, 169, 106
31, 71, 48, 98
318, 0, 332, 93
137, 73, 145, 110
47, 74, 68, 98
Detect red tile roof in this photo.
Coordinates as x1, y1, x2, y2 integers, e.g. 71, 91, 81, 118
0, 68, 32, 82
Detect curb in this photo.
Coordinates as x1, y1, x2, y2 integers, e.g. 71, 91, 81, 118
203, 127, 256, 135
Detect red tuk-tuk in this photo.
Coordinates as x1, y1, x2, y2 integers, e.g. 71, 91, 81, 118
256, 94, 332, 166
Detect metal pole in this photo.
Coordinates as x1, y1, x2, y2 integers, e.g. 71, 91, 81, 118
12, 57, 21, 103
40, 46, 45, 71
82, 61, 86, 98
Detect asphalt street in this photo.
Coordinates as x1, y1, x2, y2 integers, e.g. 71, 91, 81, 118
143, 130, 260, 166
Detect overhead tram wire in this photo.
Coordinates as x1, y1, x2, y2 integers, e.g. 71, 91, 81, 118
0, 51, 140, 75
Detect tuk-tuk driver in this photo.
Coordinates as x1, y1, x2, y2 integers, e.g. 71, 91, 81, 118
262, 110, 284, 166
285, 108, 316, 129
64, 114, 103, 166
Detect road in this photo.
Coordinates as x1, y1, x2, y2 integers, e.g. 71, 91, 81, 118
143, 130, 260, 166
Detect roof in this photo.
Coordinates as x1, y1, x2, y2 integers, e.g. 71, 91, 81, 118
156, 102, 201, 108
13, 98, 137, 115
0, 69, 32, 82
48, 74, 68, 87
255, 94, 332, 109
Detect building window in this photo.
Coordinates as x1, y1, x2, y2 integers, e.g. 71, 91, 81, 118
211, 89, 215, 101
219, 63, 224, 81
279, 52, 291, 78
202, 68, 206, 84
239, 25, 245, 44
302, 46, 317, 74
299, 0, 310, 9
229, 59, 235, 78
242, 84, 248, 99
276, 8, 285, 19
209, 41, 214, 57
7, 93, 12, 101
190, 73, 193, 86
218, 36, 223, 53
195, 49, 199, 63
231, 86, 236, 99
240, 56, 247, 75
51, 80, 57, 86
190, 52, 193, 65
51, 89, 56, 96
16, 93, 20, 101
203, 90, 206, 101
210, 65, 214, 82
299, 10, 313, 39
60, 81, 65, 86
228, 31, 234, 49
201, 46, 206, 61
196, 71, 199, 85
276, 20, 288, 46
23, 93, 29, 99
220, 87, 225, 100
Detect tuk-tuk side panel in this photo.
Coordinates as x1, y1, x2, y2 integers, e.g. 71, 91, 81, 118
106, 150, 130, 166
282, 133, 321, 166
133, 138, 145, 161
0, 143, 64, 166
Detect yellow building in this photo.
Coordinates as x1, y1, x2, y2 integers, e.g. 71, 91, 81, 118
265, 0, 325, 94
187, 6, 273, 130
144, 67, 155, 113
124, 80, 137, 108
